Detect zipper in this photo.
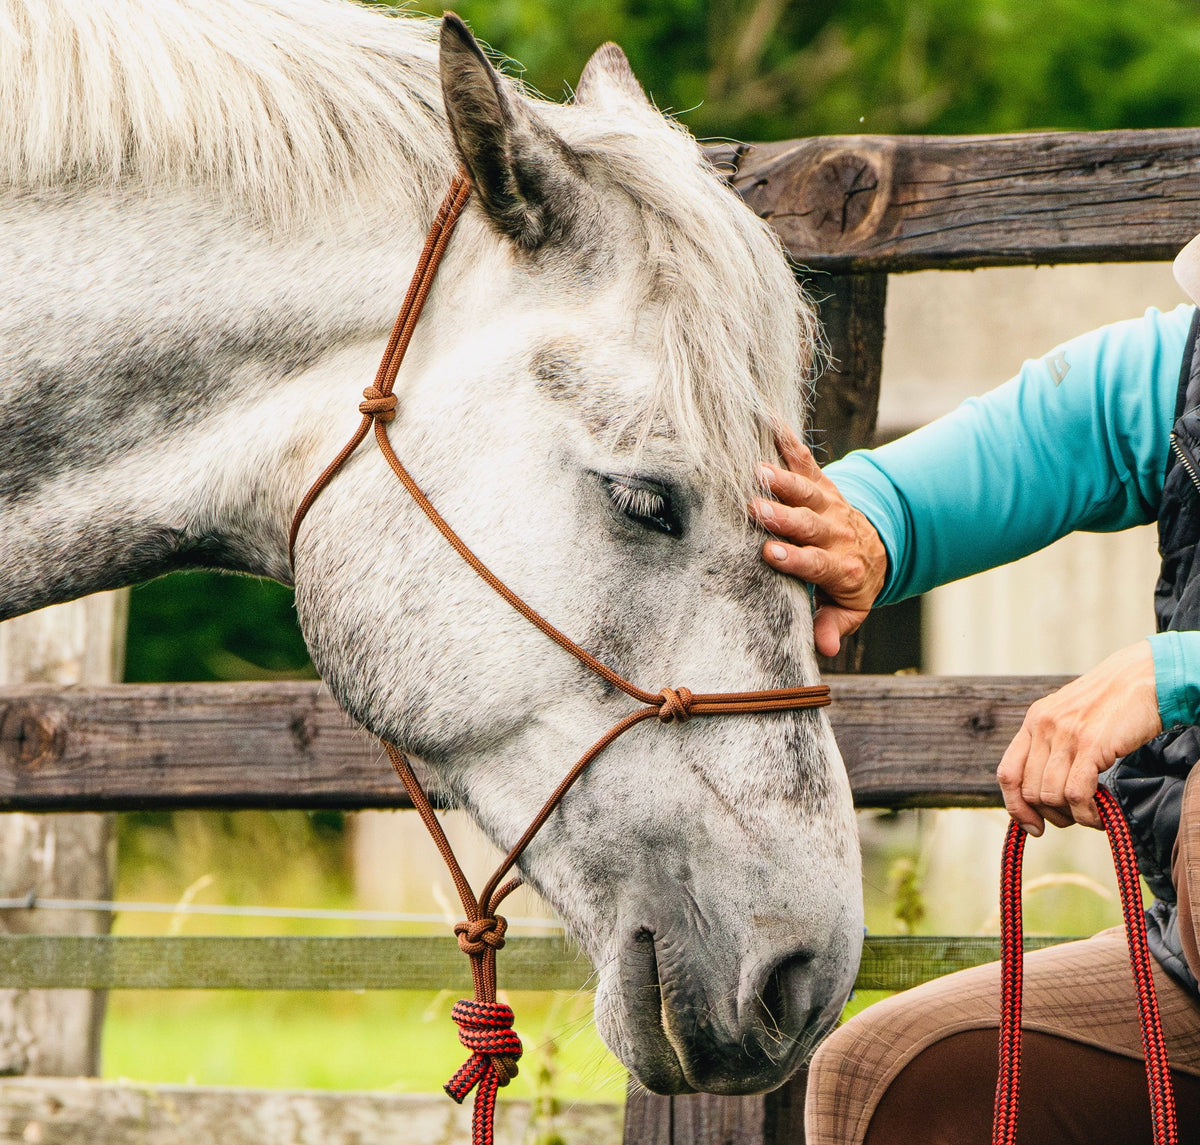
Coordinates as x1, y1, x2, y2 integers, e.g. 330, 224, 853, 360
1170, 431, 1200, 496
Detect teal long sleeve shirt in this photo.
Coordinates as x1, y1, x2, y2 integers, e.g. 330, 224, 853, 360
824, 303, 1200, 728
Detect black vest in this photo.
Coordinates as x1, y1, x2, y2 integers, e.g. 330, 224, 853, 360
1107, 307, 1200, 995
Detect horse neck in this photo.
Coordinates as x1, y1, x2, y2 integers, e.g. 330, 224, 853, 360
0, 188, 446, 620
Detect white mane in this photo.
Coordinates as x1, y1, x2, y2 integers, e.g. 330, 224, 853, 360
0, 0, 453, 224
0, 0, 819, 501
550, 102, 822, 501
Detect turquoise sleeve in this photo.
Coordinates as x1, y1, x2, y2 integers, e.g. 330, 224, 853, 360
1149, 631, 1200, 728
826, 304, 1193, 605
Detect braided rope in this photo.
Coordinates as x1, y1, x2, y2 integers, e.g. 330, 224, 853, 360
994, 786, 1178, 1145
444, 999, 523, 1145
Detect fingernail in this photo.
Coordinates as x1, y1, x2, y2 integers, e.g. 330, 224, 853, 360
767, 543, 787, 561
1021, 823, 1041, 837
755, 500, 775, 523
758, 464, 775, 486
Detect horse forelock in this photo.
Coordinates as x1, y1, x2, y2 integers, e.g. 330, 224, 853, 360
0, 0, 453, 226
543, 102, 823, 509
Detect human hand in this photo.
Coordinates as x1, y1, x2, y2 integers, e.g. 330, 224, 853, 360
750, 424, 888, 657
996, 640, 1162, 835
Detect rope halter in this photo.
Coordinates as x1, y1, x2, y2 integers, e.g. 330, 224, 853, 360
289, 172, 833, 1145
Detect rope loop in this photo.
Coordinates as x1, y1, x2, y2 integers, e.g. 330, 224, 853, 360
657, 686, 694, 723
993, 787, 1177, 1145
454, 915, 508, 955
359, 386, 397, 421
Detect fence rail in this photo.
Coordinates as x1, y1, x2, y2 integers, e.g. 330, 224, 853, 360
0, 676, 1066, 811
720, 128, 1200, 271
0, 934, 1071, 993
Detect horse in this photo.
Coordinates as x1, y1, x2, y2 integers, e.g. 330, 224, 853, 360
0, 0, 862, 1096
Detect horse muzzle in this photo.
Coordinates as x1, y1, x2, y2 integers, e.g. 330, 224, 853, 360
600, 911, 859, 1095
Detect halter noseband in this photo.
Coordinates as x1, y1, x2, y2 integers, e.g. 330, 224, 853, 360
289, 172, 831, 1145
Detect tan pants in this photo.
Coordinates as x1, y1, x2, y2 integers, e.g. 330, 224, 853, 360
807, 768, 1200, 1144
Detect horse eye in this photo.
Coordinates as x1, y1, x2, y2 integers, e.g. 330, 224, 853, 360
603, 476, 682, 537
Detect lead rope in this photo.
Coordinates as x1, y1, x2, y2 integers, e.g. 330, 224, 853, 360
994, 786, 1178, 1145
289, 173, 832, 1145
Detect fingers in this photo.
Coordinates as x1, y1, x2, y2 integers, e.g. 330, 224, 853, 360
811, 604, 868, 659
759, 462, 830, 512
773, 425, 823, 482
751, 497, 836, 548
997, 728, 1045, 836
761, 536, 837, 585
1063, 752, 1103, 830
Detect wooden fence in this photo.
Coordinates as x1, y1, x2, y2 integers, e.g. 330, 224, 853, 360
4, 126, 1200, 1144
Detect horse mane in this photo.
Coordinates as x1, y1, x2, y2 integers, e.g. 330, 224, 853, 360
0, 0, 818, 501
0, 0, 454, 225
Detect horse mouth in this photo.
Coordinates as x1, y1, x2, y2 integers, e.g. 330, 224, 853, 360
604, 926, 694, 1095
600, 921, 846, 1096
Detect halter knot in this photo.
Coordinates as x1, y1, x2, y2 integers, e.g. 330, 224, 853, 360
657, 686, 694, 723
454, 915, 508, 955
359, 386, 397, 421
445, 998, 524, 1144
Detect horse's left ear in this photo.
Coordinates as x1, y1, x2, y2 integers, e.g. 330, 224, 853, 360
440, 13, 583, 250
575, 43, 651, 110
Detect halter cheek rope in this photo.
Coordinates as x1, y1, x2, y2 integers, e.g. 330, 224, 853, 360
289, 173, 832, 1145
994, 786, 1178, 1145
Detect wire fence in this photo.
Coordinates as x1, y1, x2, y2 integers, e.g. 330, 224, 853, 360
0, 891, 563, 930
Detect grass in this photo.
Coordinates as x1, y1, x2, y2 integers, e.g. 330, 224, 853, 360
104, 809, 626, 1102
102, 988, 626, 1102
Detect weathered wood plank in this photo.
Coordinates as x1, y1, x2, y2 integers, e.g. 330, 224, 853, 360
808, 271, 887, 677
729, 129, 1200, 272
0, 677, 1067, 812
0, 935, 592, 992
0, 1078, 622, 1145
0, 934, 1068, 992
0, 592, 127, 1077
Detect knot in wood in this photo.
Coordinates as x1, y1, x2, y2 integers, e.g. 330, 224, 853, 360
454, 915, 508, 955
0, 705, 62, 770
657, 687, 694, 723
359, 386, 397, 422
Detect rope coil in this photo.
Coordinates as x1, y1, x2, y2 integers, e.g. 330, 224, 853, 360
994, 786, 1178, 1145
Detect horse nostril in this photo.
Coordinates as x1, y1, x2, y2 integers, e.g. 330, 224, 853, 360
757, 948, 815, 1028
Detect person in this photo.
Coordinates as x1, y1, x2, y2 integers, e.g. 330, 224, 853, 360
752, 241, 1200, 1143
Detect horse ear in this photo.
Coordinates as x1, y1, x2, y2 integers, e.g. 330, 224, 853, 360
575, 43, 651, 110
439, 13, 581, 249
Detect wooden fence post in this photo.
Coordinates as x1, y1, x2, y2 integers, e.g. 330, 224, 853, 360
0, 592, 126, 1077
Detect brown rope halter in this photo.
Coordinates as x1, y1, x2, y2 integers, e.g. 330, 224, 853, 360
289, 171, 832, 1145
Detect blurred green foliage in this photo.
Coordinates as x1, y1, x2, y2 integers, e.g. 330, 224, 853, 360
125, 572, 313, 683
401, 0, 1200, 140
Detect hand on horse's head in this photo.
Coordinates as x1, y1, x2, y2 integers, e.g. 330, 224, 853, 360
751, 423, 887, 657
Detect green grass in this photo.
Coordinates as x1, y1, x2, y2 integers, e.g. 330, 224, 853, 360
102, 988, 626, 1102
106, 809, 626, 1101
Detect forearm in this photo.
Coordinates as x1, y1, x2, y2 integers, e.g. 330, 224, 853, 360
826, 305, 1191, 605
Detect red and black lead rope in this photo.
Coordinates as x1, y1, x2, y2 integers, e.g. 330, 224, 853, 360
994, 786, 1178, 1145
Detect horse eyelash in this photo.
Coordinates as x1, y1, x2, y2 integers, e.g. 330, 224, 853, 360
607, 481, 666, 521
